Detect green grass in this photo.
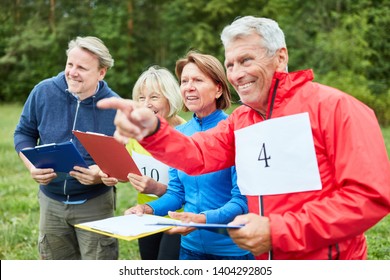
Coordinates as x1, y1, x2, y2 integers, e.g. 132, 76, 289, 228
0, 103, 389, 259
0, 103, 140, 259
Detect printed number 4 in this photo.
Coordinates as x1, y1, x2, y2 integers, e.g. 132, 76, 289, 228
258, 143, 271, 167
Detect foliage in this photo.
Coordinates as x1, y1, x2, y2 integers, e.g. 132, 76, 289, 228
0, 0, 389, 124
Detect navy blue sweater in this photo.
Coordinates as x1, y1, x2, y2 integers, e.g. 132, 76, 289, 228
14, 72, 119, 202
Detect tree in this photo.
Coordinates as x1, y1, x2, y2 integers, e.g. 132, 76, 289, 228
0, 0, 388, 124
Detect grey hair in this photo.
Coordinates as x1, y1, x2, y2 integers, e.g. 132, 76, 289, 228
221, 16, 286, 56
66, 36, 114, 69
132, 66, 183, 118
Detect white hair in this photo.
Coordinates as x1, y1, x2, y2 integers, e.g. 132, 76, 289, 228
221, 16, 286, 56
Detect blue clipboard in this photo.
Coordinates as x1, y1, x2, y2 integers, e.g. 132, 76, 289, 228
147, 222, 243, 236
21, 141, 88, 173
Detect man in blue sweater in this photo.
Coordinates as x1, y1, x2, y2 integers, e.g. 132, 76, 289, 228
14, 36, 119, 259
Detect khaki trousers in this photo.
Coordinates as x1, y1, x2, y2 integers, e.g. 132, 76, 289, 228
38, 189, 118, 260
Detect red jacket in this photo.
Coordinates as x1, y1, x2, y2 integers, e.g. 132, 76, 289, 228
141, 69, 390, 259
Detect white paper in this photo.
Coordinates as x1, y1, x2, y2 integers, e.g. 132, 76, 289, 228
234, 112, 322, 195
132, 151, 170, 185
77, 214, 177, 236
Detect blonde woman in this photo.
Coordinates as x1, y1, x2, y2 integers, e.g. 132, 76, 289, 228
101, 66, 185, 259
126, 52, 253, 260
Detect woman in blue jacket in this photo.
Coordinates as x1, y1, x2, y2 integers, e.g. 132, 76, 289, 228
126, 51, 253, 260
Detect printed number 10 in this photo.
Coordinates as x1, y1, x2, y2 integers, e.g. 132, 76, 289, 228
141, 167, 160, 181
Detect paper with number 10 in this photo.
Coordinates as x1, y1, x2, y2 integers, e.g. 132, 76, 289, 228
234, 112, 322, 196
131, 150, 170, 185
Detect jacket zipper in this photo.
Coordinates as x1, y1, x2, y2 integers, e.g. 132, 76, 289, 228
72, 99, 81, 132
263, 78, 279, 260
63, 99, 81, 197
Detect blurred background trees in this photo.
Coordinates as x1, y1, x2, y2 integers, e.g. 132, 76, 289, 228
0, 0, 388, 125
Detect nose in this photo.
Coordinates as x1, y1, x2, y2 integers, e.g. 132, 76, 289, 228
227, 65, 244, 84
181, 80, 195, 91
142, 97, 153, 108
68, 66, 78, 77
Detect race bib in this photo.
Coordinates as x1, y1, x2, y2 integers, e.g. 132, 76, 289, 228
132, 151, 170, 185
234, 112, 322, 195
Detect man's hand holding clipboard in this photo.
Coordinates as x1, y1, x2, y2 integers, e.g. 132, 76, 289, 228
20, 141, 88, 185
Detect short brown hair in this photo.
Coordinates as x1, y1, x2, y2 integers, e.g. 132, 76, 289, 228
175, 50, 231, 112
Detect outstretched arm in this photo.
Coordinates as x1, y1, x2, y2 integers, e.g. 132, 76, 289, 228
97, 97, 158, 143
98, 97, 236, 175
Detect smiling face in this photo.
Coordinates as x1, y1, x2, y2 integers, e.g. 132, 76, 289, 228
137, 86, 171, 119
224, 32, 287, 113
65, 47, 106, 100
180, 63, 222, 118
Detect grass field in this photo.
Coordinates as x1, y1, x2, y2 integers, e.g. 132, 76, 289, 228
0, 103, 389, 260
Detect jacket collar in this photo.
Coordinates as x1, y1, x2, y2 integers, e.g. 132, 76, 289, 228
193, 109, 225, 126
266, 69, 314, 118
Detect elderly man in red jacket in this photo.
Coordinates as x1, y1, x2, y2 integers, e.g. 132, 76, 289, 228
98, 16, 390, 260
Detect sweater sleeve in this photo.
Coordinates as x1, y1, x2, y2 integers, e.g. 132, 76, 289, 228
14, 89, 40, 153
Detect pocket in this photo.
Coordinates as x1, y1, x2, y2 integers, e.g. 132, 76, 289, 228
96, 237, 118, 260
38, 234, 52, 260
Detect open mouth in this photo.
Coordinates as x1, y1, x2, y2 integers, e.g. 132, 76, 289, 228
186, 95, 199, 101
237, 82, 254, 91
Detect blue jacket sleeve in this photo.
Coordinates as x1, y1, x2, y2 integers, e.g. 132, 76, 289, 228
201, 166, 248, 224
147, 166, 185, 216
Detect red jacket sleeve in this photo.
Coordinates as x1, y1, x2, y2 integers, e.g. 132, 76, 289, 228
140, 115, 236, 174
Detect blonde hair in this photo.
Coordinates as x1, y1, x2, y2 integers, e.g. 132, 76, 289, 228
132, 66, 183, 118
66, 36, 114, 69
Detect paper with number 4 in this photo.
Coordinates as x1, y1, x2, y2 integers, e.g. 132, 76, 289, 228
234, 112, 322, 195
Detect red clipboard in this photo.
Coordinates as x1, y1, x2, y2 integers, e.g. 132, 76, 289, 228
73, 130, 141, 181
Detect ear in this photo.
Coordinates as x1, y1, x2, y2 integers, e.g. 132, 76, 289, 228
275, 48, 288, 72
216, 83, 223, 99
98, 67, 107, 81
